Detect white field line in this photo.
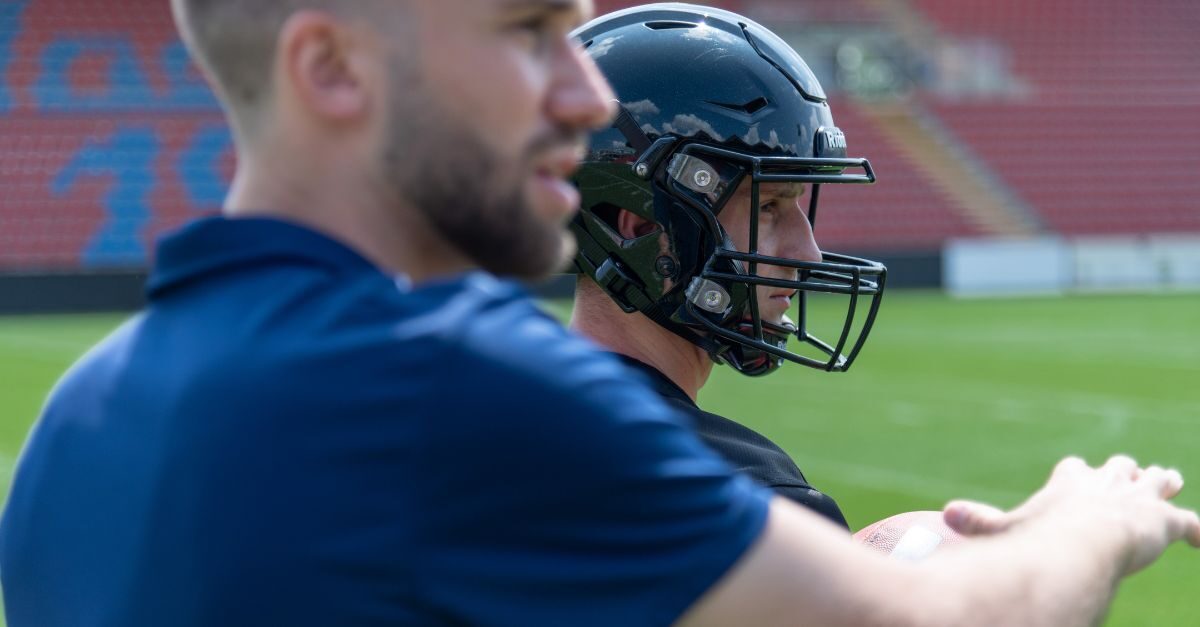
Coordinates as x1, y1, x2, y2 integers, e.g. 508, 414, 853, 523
800, 453, 1031, 507
878, 327, 1200, 368
810, 383, 1198, 429
0, 453, 12, 490
0, 330, 101, 355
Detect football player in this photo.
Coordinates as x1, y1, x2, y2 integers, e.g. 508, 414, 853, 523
570, 3, 883, 528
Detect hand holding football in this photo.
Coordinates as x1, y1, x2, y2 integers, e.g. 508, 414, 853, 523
854, 511, 966, 562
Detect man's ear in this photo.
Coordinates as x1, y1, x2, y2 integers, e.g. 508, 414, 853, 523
616, 209, 659, 240
279, 10, 369, 122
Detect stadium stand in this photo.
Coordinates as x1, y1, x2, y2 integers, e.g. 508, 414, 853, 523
929, 102, 1200, 236
810, 99, 983, 252
910, 0, 1200, 103
912, 0, 1200, 236
0, 0, 1195, 281
0, 0, 227, 270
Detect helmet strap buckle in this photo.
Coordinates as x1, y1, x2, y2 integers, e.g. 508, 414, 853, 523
596, 257, 643, 314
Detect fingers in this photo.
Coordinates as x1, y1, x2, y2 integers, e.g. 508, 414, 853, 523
1100, 454, 1140, 481
1060, 455, 1181, 497
1140, 467, 1197, 551
1164, 468, 1183, 498
1161, 506, 1200, 549
1139, 466, 1185, 499
1185, 510, 1200, 548
1052, 455, 1089, 479
1121, 463, 1196, 550
956, 456, 1193, 553
943, 500, 1010, 536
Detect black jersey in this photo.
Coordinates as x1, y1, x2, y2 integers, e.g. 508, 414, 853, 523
617, 355, 850, 530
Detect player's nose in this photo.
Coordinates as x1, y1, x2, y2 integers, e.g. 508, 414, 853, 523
789, 215, 823, 265
548, 41, 617, 131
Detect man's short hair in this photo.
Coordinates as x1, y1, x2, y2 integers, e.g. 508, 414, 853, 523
171, 0, 368, 120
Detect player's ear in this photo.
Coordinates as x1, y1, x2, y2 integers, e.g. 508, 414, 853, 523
278, 10, 370, 122
616, 209, 658, 240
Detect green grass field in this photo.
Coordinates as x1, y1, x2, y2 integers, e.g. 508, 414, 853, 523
0, 291, 1197, 625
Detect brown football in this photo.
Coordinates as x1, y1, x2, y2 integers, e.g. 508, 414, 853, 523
853, 510, 966, 562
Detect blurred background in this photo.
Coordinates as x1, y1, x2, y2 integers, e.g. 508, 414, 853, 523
1, 0, 1198, 305
0, 0, 1197, 624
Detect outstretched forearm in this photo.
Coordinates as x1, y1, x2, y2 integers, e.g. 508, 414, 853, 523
681, 498, 1144, 627
914, 520, 1123, 627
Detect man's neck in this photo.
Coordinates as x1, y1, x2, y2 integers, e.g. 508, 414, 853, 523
570, 281, 713, 402
223, 159, 475, 282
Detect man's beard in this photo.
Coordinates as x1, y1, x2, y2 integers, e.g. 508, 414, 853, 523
384, 96, 578, 281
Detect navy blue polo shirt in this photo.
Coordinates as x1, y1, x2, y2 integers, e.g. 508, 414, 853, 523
0, 217, 770, 626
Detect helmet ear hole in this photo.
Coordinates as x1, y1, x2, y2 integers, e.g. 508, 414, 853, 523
617, 209, 659, 240
589, 202, 623, 234
588, 202, 660, 242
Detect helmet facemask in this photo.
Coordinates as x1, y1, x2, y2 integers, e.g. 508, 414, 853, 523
659, 142, 887, 375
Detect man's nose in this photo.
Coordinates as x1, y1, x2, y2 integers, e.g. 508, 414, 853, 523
547, 41, 617, 131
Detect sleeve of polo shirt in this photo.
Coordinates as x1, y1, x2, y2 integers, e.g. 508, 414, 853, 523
408, 326, 771, 627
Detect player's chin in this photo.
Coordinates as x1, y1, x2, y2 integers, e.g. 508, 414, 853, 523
756, 299, 791, 324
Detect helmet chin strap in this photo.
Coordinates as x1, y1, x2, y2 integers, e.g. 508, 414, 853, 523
722, 317, 793, 376
770, 313, 799, 334
660, 307, 733, 364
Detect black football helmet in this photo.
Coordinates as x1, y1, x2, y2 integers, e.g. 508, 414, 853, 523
570, 3, 887, 376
